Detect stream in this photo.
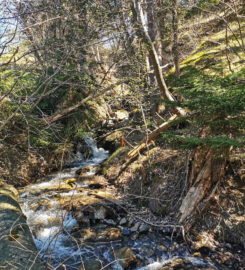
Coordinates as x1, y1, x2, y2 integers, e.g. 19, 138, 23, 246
19, 138, 217, 270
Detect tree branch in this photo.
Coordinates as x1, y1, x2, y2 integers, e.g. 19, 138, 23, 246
43, 80, 128, 125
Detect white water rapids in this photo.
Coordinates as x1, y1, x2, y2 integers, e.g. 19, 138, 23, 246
20, 138, 109, 268
19, 138, 217, 270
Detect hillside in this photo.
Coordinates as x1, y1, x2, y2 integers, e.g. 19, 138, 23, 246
0, 0, 244, 269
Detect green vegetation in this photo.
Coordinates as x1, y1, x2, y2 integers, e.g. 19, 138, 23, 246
0, 1, 244, 255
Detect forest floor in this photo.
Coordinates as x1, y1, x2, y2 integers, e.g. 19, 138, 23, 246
95, 112, 245, 269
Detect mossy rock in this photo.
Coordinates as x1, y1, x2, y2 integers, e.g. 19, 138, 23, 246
0, 181, 45, 269
99, 130, 125, 153
101, 147, 128, 177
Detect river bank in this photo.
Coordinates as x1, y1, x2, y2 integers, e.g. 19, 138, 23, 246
14, 138, 244, 270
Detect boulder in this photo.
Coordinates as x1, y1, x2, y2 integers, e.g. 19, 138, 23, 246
119, 217, 127, 225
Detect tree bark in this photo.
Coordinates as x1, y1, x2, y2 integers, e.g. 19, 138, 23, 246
128, 114, 179, 158
172, 0, 180, 77
179, 131, 229, 226
145, 0, 157, 85
132, 0, 186, 117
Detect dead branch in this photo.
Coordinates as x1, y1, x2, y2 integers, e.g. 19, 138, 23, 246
127, 114, 179, 159
44, 80, 128, 125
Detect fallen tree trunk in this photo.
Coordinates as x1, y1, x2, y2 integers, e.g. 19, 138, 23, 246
0, 181, 45, 270
128, 114, 179, 159
44, 80, 127, 125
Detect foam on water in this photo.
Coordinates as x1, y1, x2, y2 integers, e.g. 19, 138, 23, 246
19, 138, 215, 269
60, 190, 80, 197
63, 213, 78, 230
137, 256, 217, 270
85, 137, 109, 164
138, 261, 164, 270
19, 138, 109, 266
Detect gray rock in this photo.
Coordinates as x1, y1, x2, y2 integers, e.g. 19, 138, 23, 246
119, 217, 127, 225
94, 206, 107, 220
104, 219, 117, 226
139, 223, 150, 233
80, 259, 102, 270
157, 244, 168, 252
130, 233, 139, 240
128, 217, 135, 227
141, 246, 155, 257
130, 222, 140, 232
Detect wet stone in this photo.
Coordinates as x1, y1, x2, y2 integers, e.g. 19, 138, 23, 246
130, 233, 139, 240
139, 223, 150, 233
76, 165, 97, 176
104, 219, 117, 226
122, 228, 131, 236
157, 244, 168, 252
119, 217, 127, 225
114, 247, 138, 269
141, 246, 155, 257
128, 217, 135, 227
130, 222, 140, 232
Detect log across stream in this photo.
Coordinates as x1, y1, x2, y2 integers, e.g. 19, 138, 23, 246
18, 138, 217, 270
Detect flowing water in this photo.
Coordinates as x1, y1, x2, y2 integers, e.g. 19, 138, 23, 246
19, 139, 217, 270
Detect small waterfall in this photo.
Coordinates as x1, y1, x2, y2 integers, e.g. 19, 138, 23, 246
19, 138, 217, 270
19, 138, 109, 268
84, 137, 109, 164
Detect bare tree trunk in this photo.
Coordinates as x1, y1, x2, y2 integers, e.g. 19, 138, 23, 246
145, 0, 157, 85
172, 0, 180, 77
156, 0, 169, 66
132, 0, 186, 117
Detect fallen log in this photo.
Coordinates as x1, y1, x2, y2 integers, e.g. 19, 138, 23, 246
44, 80, 127, 125
127, 114, 179, 159
0, 181, 45, 270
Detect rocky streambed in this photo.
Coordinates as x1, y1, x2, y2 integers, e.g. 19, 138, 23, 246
18, 139, 218, 270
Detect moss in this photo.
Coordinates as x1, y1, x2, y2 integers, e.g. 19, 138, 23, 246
104, 130, 124, 142
177, 20, 245, 76
102, 147, 128, 169
128, 163, 143, 171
